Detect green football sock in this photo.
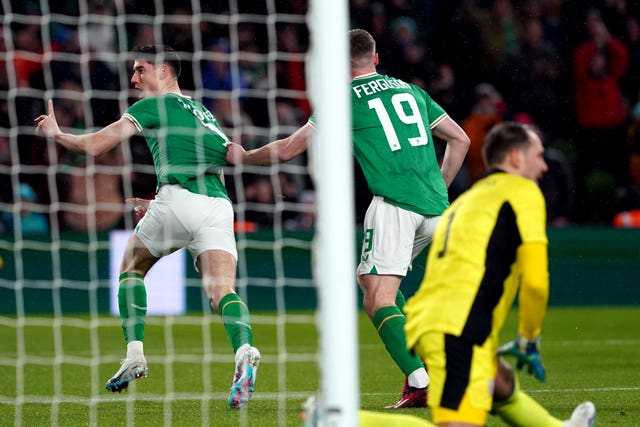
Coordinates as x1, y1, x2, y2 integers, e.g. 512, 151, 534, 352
118, 272, 147, 343
493, 379, 563, 427
218, 292, 254, 353
372, 306, 423, 377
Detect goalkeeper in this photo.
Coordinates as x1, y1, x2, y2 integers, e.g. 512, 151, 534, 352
400, 122, 595, 427
35, 45, 260, 409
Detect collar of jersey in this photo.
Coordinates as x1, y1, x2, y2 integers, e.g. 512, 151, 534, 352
164, 92, 192, 100
352, 72, 379, 81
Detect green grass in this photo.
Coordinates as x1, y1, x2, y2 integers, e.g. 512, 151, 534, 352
0, 307, 638, 426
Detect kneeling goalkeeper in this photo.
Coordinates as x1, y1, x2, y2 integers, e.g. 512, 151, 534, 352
401, 122, 595, 427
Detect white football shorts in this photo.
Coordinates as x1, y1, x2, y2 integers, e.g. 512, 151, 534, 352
135, 184, 238, 262
357, 196, 440, 277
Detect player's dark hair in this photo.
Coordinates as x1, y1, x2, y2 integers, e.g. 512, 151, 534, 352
482, 122, 533, 167
132, 45, 181, 78
349, 29, 375, 65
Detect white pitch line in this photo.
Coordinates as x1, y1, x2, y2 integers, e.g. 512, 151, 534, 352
5, 387, 638, 406
363, 386, 640, 397
548, 339, 640, 346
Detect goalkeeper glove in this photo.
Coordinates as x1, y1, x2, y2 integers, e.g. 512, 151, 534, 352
497, 335, 546, 382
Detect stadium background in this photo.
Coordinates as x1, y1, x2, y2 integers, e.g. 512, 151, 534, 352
2, 227, 639, 313
0, 2, 639, 426
1, 2, 640, 302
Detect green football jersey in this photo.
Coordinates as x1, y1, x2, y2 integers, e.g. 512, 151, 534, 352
123, 94, 230, 200
351, 73, 449, 215
311, 73, 449, 215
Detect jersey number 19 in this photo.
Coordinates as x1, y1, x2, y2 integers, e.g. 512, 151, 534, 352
368, 93, 428, 152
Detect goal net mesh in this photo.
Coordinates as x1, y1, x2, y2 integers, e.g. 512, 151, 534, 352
0, 0, 320, 425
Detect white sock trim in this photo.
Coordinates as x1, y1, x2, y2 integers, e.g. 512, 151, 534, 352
127, 340, 144, 357
408, 367, 430, 389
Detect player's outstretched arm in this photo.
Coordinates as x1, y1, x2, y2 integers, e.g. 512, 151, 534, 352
432, 116, 470, 188
226, 122, 314, 166
35, 99, 137, 156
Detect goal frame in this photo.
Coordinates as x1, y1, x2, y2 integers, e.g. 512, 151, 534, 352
309, 1, 359, 425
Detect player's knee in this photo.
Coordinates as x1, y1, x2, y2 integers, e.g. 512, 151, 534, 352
119, 252, 157, 275
362, 295, 383, 318
203, 279, 235, 309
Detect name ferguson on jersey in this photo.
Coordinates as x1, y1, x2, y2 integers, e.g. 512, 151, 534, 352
352, 76, 411, 98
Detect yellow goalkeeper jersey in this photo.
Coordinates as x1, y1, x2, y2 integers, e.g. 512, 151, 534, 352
404, 171, 548, 348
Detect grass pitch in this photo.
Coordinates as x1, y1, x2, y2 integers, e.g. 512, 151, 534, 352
0, 306, 638, 426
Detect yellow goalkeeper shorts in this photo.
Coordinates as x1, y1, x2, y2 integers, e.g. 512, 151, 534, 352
414, 332, 498, 425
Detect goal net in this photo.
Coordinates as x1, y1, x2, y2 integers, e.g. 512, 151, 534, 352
0, 0, 355, 425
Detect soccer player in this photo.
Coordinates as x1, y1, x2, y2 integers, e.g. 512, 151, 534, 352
226, 29, 470, 408
398, 122, 595, 426
35, 45, 260, 409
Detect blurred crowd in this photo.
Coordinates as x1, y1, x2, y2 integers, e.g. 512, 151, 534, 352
2, 0, 640, 235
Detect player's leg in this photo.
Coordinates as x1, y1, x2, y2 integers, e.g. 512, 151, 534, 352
392, 288, 426, 401
107, 186, 194, 392
197, 249, 260, 408
107, 189, 188, 392
198, 249, 255, 353
360, 275, 428, 408
189, 193, 260, 408
492, 359, 595, 427
172, 186, 260, 408
360, 274, 427, 391
358, 197, 428, 408
106, 233, 159, 392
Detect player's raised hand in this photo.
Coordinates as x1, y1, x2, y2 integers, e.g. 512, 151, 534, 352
225, 142, 247, 164
497, 335, 546, 382
34, 99, 61, 138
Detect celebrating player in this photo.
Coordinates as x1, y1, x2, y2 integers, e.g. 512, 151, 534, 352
35, 45, 260, 409
226, 28, 470, 408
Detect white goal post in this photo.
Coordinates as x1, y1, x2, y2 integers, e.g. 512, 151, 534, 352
309, 1, 359, 426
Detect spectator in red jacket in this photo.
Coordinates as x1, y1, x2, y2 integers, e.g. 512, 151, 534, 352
572, 8, 630, 223
573, 9, 629, 130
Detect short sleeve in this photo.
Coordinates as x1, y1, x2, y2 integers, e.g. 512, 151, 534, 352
122, 98, 161, 133
421, 89, 447, 129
